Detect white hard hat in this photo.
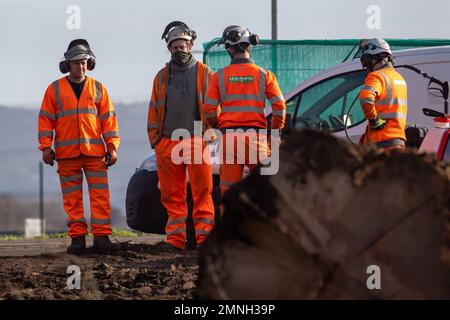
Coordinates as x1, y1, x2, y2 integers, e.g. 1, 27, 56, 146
167, 27, 193, 45
66, 44, 91, 61
361, 38, 392, 56
221, 25, 259, 47
162, 21, 197, 45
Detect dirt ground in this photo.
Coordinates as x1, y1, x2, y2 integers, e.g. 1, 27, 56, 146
0, 239, 199, 300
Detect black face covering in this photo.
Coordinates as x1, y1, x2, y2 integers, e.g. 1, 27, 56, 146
171, 50, 192, 65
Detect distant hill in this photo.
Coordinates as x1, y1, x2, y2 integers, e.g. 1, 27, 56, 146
0, 102, 151, 231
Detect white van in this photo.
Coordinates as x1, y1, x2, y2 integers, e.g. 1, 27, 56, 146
283, 45, 450, 144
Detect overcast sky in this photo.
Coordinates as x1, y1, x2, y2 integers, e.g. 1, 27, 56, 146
1, 0, 450, 107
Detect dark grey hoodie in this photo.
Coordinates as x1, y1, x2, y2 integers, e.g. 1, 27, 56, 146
163, 55, 200, 138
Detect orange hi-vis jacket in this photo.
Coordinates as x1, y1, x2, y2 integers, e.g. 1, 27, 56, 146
359, 67, 408, 147
147, 61, 214, 149
202, 60, 286, 130
38, 76, 120, 159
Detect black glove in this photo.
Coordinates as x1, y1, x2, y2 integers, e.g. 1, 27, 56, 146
105, 152, 111, 168
43, 148, 56, 166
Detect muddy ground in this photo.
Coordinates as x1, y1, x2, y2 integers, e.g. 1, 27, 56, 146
0, 241, 199, 300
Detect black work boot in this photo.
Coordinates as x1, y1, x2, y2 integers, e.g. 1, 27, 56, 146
92, 235, 115, 254
67, 236, 86, 255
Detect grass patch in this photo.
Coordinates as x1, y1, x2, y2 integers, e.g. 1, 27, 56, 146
0, 228, 143, 240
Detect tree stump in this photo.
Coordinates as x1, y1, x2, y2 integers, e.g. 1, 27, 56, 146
196, 130, 450, 299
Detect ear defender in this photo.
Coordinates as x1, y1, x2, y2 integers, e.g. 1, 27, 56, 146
249, 33, 260, 46
87, 56, 96, 71
189, 29, 197, 42
59, 60, 70, 74
58, 44, 96, 74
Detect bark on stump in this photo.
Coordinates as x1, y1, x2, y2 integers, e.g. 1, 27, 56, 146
196, 130, 450, 299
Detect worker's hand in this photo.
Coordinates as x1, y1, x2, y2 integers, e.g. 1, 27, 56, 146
106, 149, 117, 167
42, 148, 55, 166
369, 118, 388, 131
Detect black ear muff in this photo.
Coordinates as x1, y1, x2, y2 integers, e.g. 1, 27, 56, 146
86, 47, 96, 70
249, 34, 259, 46
189, 29, 197, 42
59, 60, 70, 74
87, 58, 96, 71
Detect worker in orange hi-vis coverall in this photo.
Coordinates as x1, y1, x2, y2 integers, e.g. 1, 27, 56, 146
203, 25, 286, 196
147, 22, 215, 250
38, 39, 120, 255
359, 38, 408, 150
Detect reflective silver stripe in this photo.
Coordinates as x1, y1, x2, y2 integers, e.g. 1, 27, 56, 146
99, 111, 115, 121
39, 110, 56, 121
269, 95, 284, 103
103, 131, 118, 139
156, 99, 165, 109
148, 123, 159, 129
196, 229, 212, 236
378, 112, 407, 120
90, 218, 111, 225
80, 138, 103, 145
55, 138, 103, 148
205, 97, 219, 106
167, 217, 186, 226
88, 183, 108, 190
259, 68, 266, 100
377, 70, 392, 102
67, 218, 87, 225
53, 80, 63, 112
194, 218, 215, 225
59, 173, 83, 183
360, 98, 375, 105
205, 111, 217, 119
149, 101, 158, 109
56, 108, 97, 118
55, 139, 78, 148
84, 171, 107, 178
79, 108, 98, 116
203, 68, 209, 99
272, 109, 286, 117
376, 98, 408, 106
166, 227, 186, 236
95, 80, 102, 103
375, 138, 405, 148
361, 85, 377, 94
220, 180, 236, 187
218, 69, 226, 103
38, 131, 53, 139
157, 70, 166, 109
220, 106, 265, 114
62, 184, 82, 194
224, 93, 264, 102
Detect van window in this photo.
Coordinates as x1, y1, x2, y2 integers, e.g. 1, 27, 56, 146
291, 70, 367, 132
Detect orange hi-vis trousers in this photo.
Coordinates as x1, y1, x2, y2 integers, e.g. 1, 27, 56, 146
219, 130, 270, 196
57, 155, 112, 238
155, 137, 215, 249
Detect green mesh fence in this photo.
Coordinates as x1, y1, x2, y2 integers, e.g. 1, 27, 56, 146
203, 39, 450, 96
